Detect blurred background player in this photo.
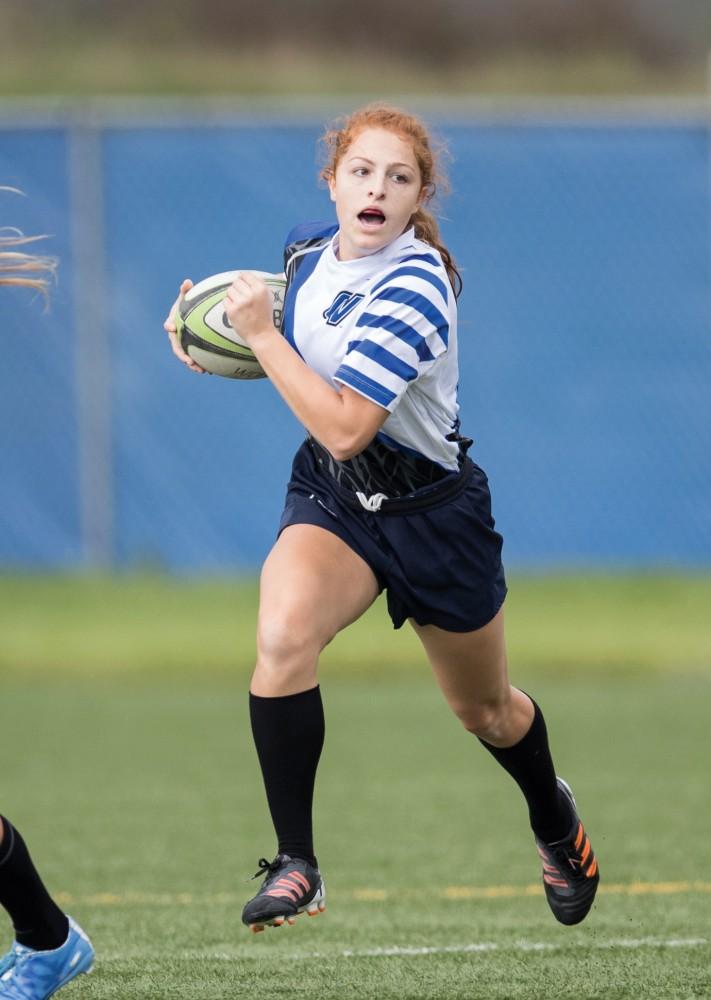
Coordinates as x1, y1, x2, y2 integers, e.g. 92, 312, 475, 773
0, 212, 94, 1000
165, 104, 599, 933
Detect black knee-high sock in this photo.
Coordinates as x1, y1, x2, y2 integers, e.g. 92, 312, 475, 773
0, 818, 69, 950
478, 698, 571, 843
249, 686, 324, 868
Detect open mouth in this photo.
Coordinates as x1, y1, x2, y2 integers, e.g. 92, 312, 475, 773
358, 208, 386, 228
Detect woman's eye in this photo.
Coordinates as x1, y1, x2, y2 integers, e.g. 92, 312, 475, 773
392, 173, 410, 184
354, 167, 368, 177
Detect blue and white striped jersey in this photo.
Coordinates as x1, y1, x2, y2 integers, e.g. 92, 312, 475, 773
282, 221, 466, 491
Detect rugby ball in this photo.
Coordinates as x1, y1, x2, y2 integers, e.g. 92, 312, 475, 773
175, 270, 285, 379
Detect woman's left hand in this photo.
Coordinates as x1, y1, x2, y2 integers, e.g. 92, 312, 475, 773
224, 272, 276, 348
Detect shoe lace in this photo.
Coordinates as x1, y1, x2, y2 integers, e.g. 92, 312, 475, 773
0, 943, 33, 984
546, 835, 591, 878
249, 856, 283, 881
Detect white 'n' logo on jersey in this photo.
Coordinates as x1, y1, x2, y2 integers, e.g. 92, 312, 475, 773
323, 291, 364, 326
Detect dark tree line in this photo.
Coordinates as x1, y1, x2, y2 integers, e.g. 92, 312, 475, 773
4, 0, 710, 64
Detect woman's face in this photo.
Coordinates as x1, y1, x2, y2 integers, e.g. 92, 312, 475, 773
328, 127, 424, 261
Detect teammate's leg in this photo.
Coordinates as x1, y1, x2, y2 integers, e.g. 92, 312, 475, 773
243, 524, 380, 930
0, 817, 68, 952
411, 608, 599, 925
0, 816, 94, 999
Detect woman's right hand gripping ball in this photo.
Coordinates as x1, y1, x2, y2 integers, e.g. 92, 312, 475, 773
163, 278, 206, 373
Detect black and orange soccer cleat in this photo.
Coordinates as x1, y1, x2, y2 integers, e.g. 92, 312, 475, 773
535, 778, 600, 926
241, 854, 325, 934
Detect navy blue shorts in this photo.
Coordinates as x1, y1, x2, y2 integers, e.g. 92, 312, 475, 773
278, 441, 507, 633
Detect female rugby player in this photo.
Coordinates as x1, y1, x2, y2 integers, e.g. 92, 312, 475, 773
165, 104, 599, 933
0, 215, 94, 999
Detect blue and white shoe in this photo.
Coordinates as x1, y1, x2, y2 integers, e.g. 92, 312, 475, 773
0, 917, 94, 999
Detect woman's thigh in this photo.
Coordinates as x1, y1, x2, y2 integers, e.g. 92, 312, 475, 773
411, 607, 510, 708
411, 608, 533, 744
253, 523, 380, 695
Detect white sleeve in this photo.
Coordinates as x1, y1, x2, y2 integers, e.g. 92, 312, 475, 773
334, 261, 451, 412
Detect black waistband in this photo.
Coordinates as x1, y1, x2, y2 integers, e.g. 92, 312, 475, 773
308, 439, 475, 515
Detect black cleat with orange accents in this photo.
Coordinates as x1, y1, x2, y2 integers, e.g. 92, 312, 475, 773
535, 778, 600, 926
241, 854, 325, 933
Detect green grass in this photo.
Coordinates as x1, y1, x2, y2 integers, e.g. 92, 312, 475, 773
1, 574, 709, 996
1, 573, 709, 676
2, 672, 710, 998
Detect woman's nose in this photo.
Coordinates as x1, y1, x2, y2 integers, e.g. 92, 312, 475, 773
368, 175, 386, 198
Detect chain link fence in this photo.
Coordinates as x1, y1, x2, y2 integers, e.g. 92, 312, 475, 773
1, 100, 710, 571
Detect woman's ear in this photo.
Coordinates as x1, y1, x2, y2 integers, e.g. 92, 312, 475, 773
327, 174, 337, 203
419, 182, 434, 209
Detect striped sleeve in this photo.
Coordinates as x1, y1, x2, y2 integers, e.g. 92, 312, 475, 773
333, 256, 451, 412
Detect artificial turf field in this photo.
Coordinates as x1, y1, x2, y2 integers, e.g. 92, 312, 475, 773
1, 575, 710, 999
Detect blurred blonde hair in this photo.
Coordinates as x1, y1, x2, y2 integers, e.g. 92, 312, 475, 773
0, 187, 57, 296
320, 103, 462, 297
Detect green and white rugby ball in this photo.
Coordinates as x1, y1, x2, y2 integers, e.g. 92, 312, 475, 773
176, 270, 285, 379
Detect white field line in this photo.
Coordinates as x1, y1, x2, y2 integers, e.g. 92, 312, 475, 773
53, 881, 711, 908
323, 938, 709, 960
95, 937, 708, 963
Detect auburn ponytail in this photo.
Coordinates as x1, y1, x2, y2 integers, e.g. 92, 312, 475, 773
410, 206, 462, 299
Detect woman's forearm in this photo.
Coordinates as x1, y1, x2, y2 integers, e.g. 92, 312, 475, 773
252, 328, 385, 460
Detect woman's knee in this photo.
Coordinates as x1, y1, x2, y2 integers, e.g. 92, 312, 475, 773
450, 692, 513, 740
255, 611, 323, 679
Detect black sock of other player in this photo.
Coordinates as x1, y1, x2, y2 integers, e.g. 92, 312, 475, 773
477, 698, 572, 843
249, 686, 324, 869
0, 817, 69, 951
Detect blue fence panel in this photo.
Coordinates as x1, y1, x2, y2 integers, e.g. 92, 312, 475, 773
0, 128, 82, 567
103, 125, 328, 570
1, 113, 710, 571
444, 124, 711, 567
